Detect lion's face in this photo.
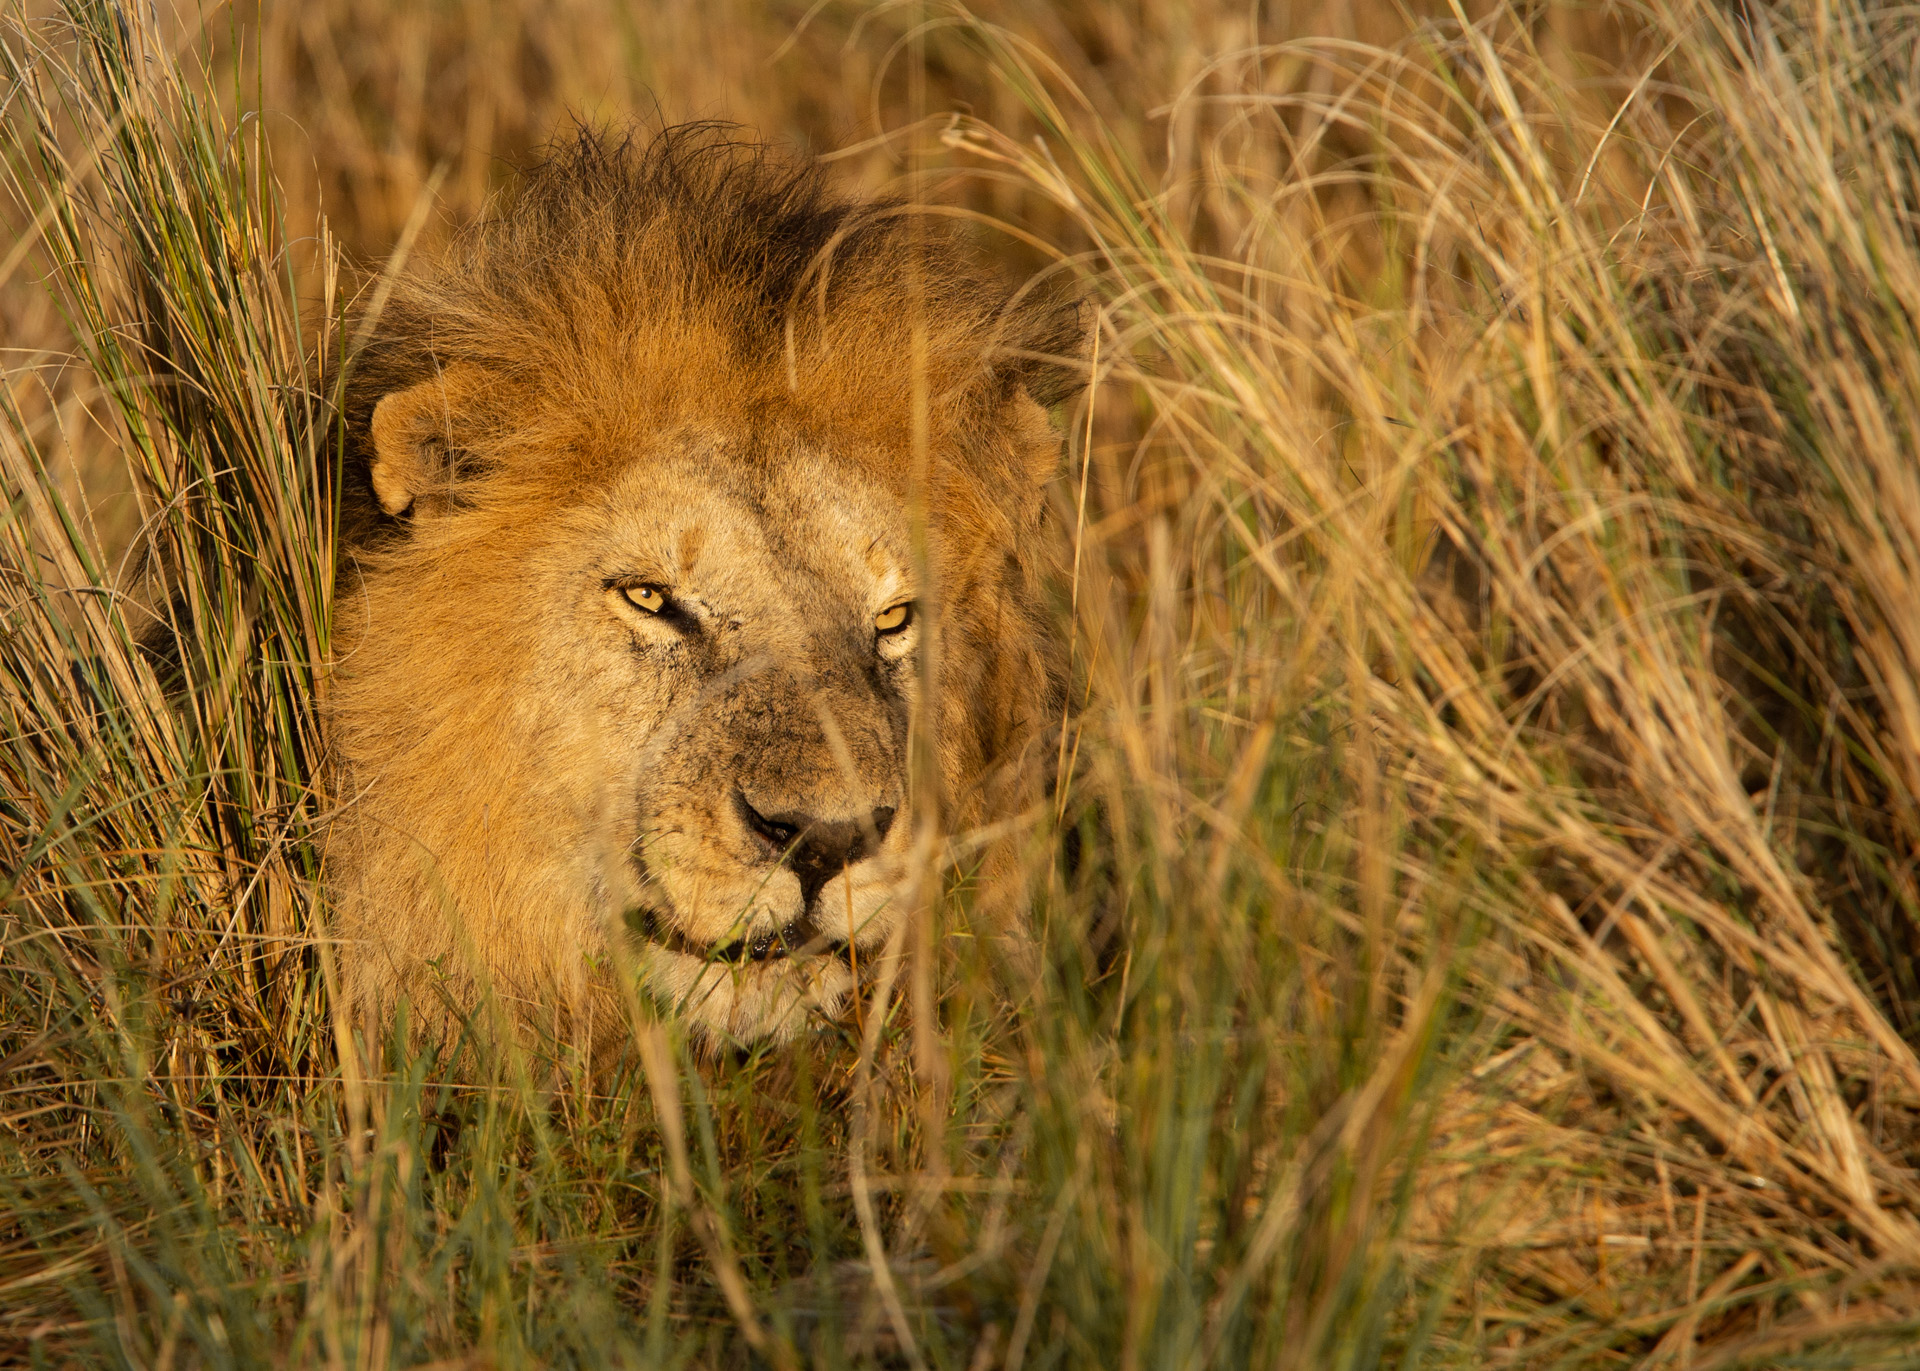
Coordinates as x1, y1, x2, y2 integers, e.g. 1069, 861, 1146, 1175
342, 401, 961, 1043
330, 131, 1076, 1054
537, 438, 923, 1040
335, 373, 1065, 1050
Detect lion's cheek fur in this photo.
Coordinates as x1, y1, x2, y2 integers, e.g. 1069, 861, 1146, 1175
330, 553, 647, 1035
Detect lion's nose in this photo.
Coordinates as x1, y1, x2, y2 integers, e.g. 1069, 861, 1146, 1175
735, 793, 896, 905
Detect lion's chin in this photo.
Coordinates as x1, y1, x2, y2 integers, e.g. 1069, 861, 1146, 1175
639, 944, 854, 1045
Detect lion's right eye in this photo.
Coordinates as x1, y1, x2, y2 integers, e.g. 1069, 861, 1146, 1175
623, 585, 667, 614
875, 602, 913, 635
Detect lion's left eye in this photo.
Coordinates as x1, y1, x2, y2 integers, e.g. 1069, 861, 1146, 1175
875, 602, 913, 635
624, 585, 668, 614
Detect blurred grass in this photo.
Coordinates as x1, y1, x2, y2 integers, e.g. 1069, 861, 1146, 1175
10, 0, 1920, 1365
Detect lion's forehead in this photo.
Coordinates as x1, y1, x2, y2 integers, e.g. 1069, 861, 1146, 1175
573, 440, 912, 609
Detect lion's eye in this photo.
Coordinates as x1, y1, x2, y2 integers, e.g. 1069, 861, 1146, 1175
875, 602, 913, 635
623, 585, 668, 614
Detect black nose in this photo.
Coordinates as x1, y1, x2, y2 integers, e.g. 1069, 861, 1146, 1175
735, 794, 896, 906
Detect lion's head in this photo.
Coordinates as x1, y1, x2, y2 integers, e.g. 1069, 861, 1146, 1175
328, 130, 1080, 1048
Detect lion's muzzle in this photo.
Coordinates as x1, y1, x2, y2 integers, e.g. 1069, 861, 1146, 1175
733, 790, 896, 905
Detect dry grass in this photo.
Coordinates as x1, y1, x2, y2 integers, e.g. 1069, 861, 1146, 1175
7, 0, 1920, 1365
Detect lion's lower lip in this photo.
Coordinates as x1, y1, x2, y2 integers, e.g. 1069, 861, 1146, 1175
626, 907, 845, 965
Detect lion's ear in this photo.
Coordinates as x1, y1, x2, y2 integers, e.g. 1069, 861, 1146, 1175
999, 386, 1068, 503
368, 363, 489, 519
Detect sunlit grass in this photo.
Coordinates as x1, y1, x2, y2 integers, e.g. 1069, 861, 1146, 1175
8, 0, 1920, 1364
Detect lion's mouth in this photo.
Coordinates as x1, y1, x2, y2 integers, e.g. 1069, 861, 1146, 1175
625, 906, 846, 966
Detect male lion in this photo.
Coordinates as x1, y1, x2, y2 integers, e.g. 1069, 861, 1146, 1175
328, 130, 1080, 1051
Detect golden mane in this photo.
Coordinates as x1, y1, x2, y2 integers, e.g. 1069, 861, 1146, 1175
340, 126, 1084, 548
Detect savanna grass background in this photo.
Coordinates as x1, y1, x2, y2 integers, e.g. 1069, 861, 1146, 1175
7, 0, 1920, 1364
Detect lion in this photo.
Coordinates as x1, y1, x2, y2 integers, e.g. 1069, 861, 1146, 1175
327, 129, 1082, 1052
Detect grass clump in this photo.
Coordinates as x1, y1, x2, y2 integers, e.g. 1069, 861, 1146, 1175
9, 0, 1920, 1365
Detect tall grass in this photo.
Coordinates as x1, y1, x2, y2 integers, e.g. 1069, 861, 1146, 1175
0, 0, 340, 1357
8, 0, 1920, 1365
